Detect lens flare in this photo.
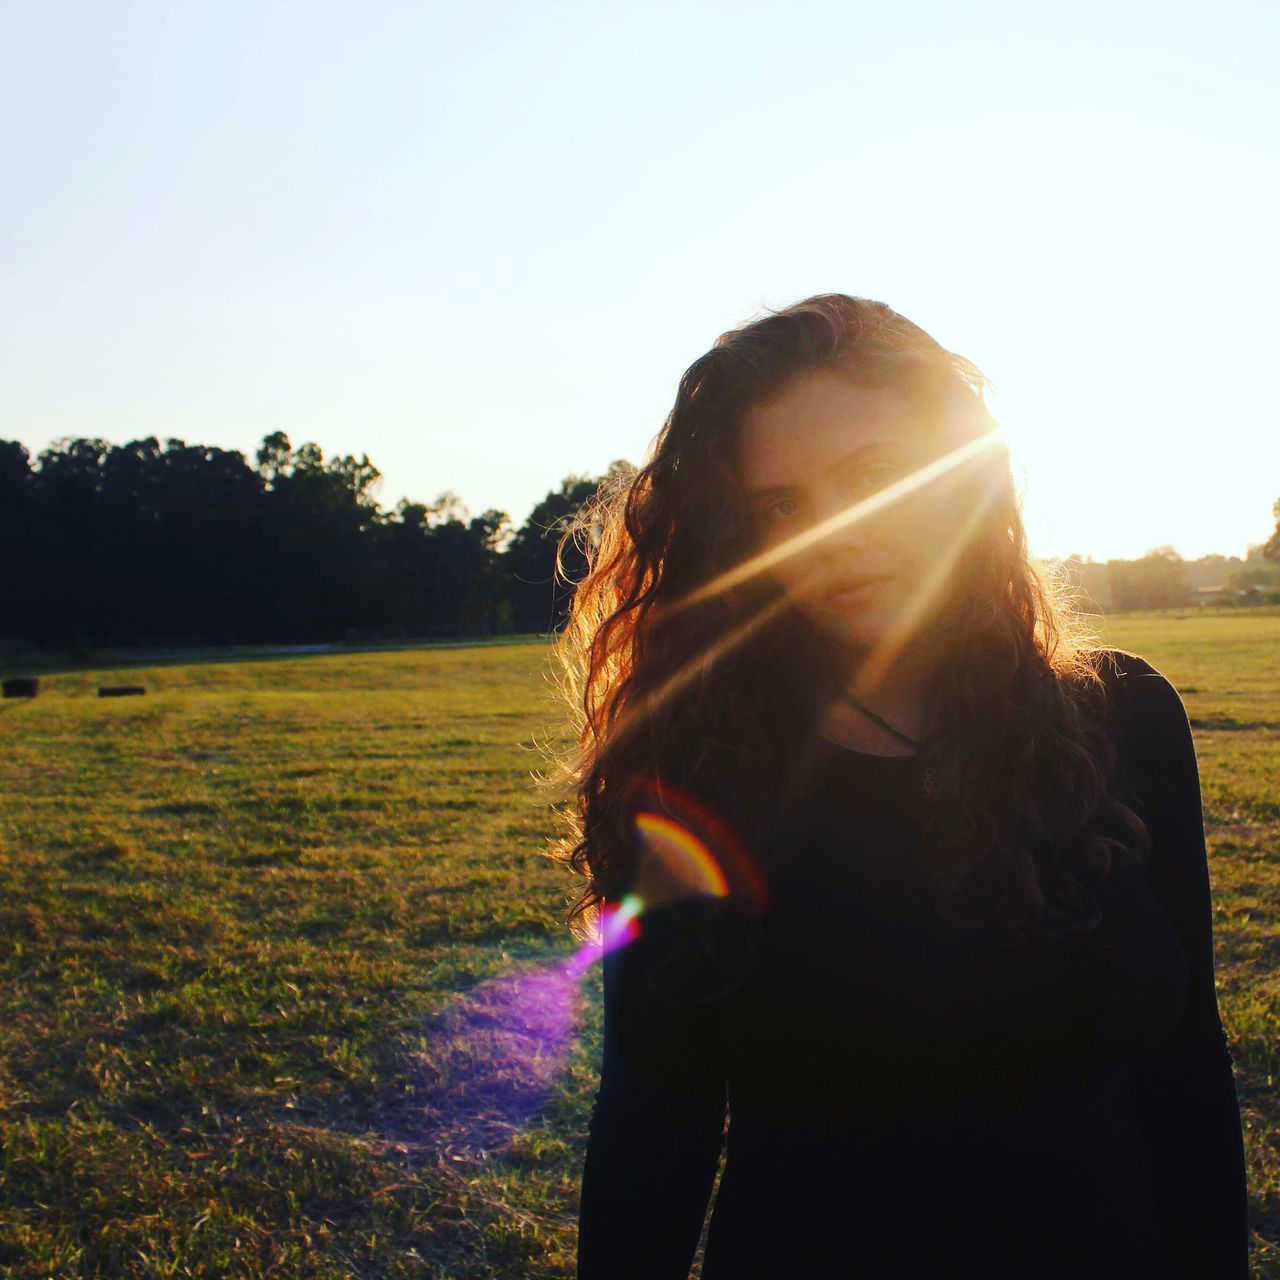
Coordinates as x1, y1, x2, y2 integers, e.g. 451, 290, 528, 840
567, 892, 643, 975
632, 780, 769, 912
414, 798, 763, 1162
633, 811, 731, 899
564, 784, 767, 980
415, 432, 1005, 1165
601, 427, 1005, 762
413, 963, 583, 1161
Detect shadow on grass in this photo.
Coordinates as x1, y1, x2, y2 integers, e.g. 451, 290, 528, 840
1191, 716, 1280, 733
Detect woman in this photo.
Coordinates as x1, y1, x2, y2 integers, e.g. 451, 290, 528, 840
552, 295, 1249, 1278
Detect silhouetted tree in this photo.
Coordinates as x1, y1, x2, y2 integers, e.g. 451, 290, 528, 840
507, 461, 633, 633
1107, 545, 1189, 610
465, 509, 514, 633
0, 441, 34, 636
1265, 496, 1280, 564
1225, 541, 1280, 597
2, 433, 637, 645
253, 434, 388, 640
98, 437, 266, 638
374, 495, 513, 635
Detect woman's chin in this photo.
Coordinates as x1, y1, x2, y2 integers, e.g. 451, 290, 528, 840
811, 607, 891, 658
811, 600, 946, 666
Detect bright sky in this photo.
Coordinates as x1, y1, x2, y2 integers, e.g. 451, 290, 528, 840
2, 0, 1277, 562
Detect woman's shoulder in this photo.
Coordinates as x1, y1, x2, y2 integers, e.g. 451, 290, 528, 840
1089, 646, 1190, 730
1091, 645, 1162, 685
1086, 648, 1200, 809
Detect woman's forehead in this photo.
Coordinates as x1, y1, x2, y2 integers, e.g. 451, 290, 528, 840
738, 369, 923, 484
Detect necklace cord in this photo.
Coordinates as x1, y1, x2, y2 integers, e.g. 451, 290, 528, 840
836, 686, 930, 752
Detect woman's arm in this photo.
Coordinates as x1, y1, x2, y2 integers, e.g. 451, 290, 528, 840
577, 903, 728, 1280
1108, 652, 1251, 1280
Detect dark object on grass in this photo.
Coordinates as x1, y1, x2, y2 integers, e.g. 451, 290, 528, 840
2, 677, 38, 698
98, 685, 146, 698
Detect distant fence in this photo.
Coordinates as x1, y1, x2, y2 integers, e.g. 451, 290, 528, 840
0, 634, 235, 668
0, 626, 552, 671
346, 623, 501, 643
98, 634, 237, 649
0, 634, 235, 651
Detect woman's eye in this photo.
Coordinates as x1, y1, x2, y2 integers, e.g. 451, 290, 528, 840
855, 464, 900, 492
766, 497, 800, 522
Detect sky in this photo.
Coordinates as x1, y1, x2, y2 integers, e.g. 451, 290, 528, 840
2, 0, 1277, 562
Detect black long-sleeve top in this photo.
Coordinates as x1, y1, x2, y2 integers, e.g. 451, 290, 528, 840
577, 649, 1250, 1279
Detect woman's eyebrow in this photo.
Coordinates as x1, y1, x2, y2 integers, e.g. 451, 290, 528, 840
747, 482, 798, 503
748, 443, 904, 500
827, 442, 904, 478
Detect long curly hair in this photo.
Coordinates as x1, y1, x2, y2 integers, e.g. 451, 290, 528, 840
549, 294, 1148, 950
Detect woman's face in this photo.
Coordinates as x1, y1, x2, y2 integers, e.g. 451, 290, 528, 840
736, 366, 976, 663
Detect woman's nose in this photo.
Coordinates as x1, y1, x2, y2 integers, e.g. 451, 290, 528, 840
811, 487, 876, 553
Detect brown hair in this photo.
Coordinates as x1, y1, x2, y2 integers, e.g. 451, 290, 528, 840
548, 294, 1147, 949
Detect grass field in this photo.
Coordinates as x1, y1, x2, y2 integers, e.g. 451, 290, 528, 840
1, 612, 1277, 1277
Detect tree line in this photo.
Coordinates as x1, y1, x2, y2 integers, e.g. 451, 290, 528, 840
0, 433, 625, 646
1067, 540, 1280, 611
1, 433, 1277, 648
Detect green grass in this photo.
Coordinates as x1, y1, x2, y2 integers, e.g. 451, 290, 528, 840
1, 618, 1277, 1276
1, 645, 589, 1277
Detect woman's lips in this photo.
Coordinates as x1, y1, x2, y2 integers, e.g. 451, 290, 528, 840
825, 576, 887, 604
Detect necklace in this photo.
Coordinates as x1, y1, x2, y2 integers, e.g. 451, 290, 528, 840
835, 686, 939, 798
836, 686, 927, 751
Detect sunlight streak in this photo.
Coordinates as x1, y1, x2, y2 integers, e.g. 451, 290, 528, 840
680, 426, 1005, 611
857, 479, 1002, 691
603, 427, 1004, 745
608, 588, 793, 746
